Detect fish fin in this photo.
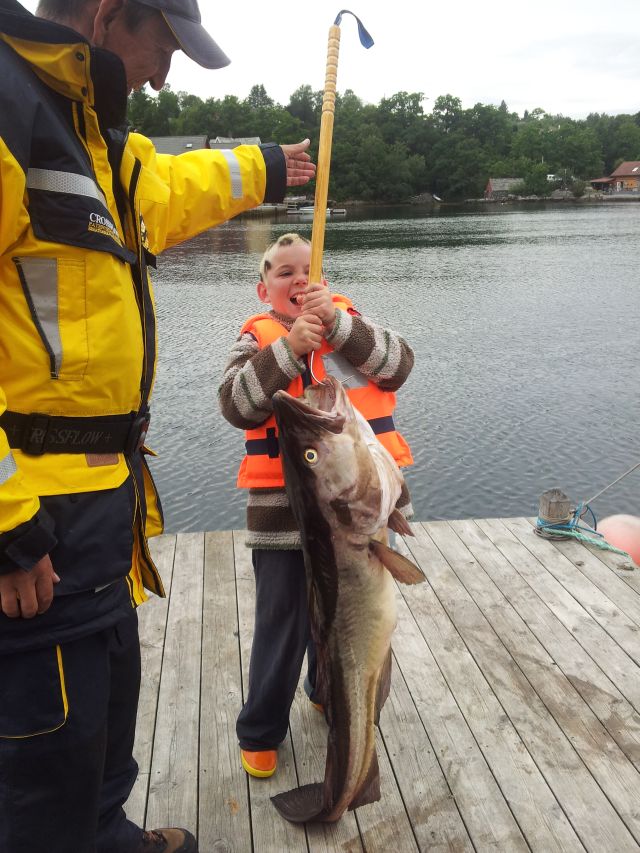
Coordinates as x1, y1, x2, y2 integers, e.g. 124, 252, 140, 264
374, 648, 392, 724
348, 751, 381, 811
369, 539, 426, 584
271, 782, 326, 823
388, 508, 414, 536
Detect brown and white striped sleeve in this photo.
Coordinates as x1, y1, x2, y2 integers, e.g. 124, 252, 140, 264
325, 309, 414, 392
218, 331, 305, 429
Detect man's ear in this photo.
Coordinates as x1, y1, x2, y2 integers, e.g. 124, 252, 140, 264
92, 0, 126, 46
256, 281, 270, 304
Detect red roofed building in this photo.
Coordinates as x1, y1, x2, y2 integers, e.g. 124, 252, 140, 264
608, 161, 640, 193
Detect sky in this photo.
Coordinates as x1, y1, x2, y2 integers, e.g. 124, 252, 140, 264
19, 0, 640, 119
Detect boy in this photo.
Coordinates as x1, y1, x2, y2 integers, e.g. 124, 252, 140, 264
218, 233, 414, 778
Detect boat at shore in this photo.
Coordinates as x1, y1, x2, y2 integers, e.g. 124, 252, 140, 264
292, 206, 347, 217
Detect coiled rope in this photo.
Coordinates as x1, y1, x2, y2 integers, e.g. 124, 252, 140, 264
535, 460, 640, 560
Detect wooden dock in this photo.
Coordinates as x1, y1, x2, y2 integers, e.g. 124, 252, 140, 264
125, 519, 640, 852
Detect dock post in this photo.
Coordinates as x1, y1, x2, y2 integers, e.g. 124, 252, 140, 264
535, 488, 573, 539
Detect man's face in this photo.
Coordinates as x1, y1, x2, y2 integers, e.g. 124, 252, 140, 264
95, 7, 180, 92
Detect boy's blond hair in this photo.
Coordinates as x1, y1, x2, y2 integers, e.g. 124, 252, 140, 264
259, 233, 311, 282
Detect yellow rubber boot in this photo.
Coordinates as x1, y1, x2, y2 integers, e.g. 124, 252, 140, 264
241, 749, 277, 778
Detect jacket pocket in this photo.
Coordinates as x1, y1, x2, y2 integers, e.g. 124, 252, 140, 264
0, 645, 68, 738
41, 475, 136, 595
13, 256, 89, 381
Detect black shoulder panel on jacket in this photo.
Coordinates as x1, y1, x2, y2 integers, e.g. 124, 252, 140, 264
0, 39, 36, 171
91, 47, 128, 131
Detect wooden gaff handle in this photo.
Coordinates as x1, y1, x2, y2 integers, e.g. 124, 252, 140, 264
309, 24, 341, 284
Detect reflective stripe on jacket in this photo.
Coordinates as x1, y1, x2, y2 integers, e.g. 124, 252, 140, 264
237, 295, 414, 488
0, 6, 271, 616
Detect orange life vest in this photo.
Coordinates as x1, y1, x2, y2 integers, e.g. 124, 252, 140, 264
236, 295, 413, 488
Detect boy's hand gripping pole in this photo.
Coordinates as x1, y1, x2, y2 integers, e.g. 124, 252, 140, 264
309, 11, 374, 284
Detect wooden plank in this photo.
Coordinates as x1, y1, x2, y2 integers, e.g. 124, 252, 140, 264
405, 522, 594, 851
145, 532, 204, 834
233, 531, 308, 853
564, 534, 640, 595
444, 519, 640, 845
199, 531, 252, 853
377, 655, 473, 852
533, 526, 640, 612
503, 517, 640, 665
392, 539, 531, 852
483, 518, 640, 711
351, 726, 419, 852
127, 533, 176, 828
475, 518, 640, 772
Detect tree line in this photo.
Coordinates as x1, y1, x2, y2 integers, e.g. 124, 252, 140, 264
128, 84, 640, 202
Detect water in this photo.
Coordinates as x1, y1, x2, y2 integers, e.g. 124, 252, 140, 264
146, 202, 640, 533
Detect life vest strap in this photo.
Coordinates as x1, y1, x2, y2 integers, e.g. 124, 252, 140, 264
245, 427, 280, 458
367, 415, 395, 435
244, 416, 396, 458
0, 410, 149, 457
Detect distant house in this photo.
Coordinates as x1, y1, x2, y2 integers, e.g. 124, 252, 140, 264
589, 162, 640, 193
148, 135, 209, 154
148, 135, 264, 155
208, 136, 261, 149
607, 161, 640, 193
484, 177, 523, 200
589, 175, 613, 192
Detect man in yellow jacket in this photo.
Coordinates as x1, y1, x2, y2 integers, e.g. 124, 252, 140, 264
0, 1, 315, 851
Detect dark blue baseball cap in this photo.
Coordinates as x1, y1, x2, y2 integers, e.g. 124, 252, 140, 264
136, 0, 230, 69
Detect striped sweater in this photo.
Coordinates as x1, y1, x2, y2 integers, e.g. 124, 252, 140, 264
218, 304, 415, 549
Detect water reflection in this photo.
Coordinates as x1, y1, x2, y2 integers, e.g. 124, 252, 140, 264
147, 203, 640, 533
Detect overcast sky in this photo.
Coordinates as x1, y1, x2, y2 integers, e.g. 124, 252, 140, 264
19, 0, 640, 119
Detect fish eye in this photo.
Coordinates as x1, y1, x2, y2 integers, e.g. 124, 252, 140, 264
303, 448, 319, 465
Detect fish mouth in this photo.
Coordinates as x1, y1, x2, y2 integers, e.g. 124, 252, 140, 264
273, 376, 346, 434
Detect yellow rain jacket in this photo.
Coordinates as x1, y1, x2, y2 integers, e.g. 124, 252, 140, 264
0, 2, 285, 650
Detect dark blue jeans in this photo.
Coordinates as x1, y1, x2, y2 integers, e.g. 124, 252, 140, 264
236, 549, 318, 751
0, 609, 143, 853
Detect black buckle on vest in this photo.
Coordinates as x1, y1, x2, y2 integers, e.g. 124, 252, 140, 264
245, 427, 280, 459
125, 412, 150, 456
21, 413, 50, 456
265, 427, 279, 459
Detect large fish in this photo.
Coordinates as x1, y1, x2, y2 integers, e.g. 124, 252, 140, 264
270, 375, 425, 823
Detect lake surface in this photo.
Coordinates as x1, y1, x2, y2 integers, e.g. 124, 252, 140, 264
146, 202, 640, 533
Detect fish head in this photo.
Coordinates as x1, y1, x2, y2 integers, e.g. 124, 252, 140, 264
272, 376, 398, 537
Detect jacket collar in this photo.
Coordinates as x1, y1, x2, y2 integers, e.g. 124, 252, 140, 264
0, 0, 127, 128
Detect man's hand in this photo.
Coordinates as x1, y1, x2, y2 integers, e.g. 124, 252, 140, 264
0, 555, 60, 619
281, 139, 316, 187
288, 314, 324, 358
300, 282, 336, 329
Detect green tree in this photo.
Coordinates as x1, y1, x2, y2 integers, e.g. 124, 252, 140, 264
126, 82, 640, 204
128, 88, 155, 133
245, 84, 274, 110
286, 85, 322, 135
431, 94, 462, 134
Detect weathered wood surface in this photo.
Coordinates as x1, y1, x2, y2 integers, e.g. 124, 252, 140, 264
128, 519, 640, 852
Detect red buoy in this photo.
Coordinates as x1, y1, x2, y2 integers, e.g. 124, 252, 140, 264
597, 515, 640, 565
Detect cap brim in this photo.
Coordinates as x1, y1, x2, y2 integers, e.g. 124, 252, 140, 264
162, 12, 230, 69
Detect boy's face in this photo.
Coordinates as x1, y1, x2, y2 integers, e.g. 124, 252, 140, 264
257, 241, 314, 319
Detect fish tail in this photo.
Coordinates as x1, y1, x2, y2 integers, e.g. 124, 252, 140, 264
348, 751, 381, 811
271, 782, 328, 823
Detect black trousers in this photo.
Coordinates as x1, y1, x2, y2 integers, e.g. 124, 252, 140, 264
0, 609, 143, 853
236, 549, 318, 751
